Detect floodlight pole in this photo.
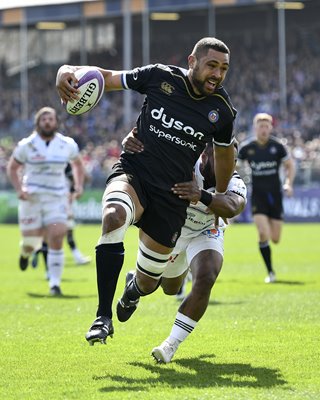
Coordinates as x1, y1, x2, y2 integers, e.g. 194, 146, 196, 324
142, 0, 150, 65
20, 10, 28, 122
208, 0, 216, 37
123, 0, 132, 126
277, 0, 287, 117
80, 14, 88, 65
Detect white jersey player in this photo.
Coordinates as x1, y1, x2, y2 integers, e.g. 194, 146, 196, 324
7, 107, 85, 296
151, 142, 246, 363
122, 134, 247, 363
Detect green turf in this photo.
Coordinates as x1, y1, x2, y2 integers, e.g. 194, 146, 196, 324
0, 223, 319, 400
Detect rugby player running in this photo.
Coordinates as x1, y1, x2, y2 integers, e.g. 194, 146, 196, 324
56, 37, 237, 345
238, 113, 295, 283
123, 133, 246, 363
7, 107, 85, 296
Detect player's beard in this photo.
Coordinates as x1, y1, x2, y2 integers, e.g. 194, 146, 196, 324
39, 125, 56, 138
190, 65, 220, 97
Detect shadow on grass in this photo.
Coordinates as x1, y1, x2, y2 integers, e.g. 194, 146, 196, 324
273, 280, 305, 285
96, 353, 287, 392
208, 300, 246, 306
26, 292, 96, 299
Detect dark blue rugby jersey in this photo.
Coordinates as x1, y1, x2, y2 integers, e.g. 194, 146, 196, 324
238, 136, 289, 192
120, 64, 236, 190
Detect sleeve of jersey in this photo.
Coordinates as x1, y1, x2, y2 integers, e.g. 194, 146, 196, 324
280, 144, 290, 161
12, 143, 26, 164
69, 140, 80, 160
121, 65, 155, 94
213, 120, 235, 147
227, 173, 247, 202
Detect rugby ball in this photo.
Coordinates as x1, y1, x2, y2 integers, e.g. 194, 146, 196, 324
66, 67, 105, 115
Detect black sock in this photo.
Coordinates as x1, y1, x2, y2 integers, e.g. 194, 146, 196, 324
126, 276, 146, 301
259, 241, 273, 273
42, 242, 48, 270
96, 243, 125, 319
67, 230, 76, 250
126, 276, 162, 301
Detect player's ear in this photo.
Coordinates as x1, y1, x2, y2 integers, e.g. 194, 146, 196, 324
188, 54, 195, 69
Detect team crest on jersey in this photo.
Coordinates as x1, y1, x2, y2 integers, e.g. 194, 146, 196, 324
248, 149, 255, 155
270, 146, 277, 154
202, 228, 220, 238
160, 81, 175, 95
208, 110, 219, 123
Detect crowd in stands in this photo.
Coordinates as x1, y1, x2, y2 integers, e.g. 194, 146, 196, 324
1, 22, 320, 189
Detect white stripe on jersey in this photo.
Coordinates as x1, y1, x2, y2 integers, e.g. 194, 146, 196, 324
13, 132, 79, 196
180, 160, 247, 239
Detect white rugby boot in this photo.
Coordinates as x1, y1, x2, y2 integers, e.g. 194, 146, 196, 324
264, 271, 276, 283
151, 338, 180, 363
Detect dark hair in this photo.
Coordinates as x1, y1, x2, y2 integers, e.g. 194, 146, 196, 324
192, 37, 230, 60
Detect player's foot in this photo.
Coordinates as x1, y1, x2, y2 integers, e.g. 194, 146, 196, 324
116, 271, 139, 322
264, 271, 276, 283
85, 316, 114, 346
49, 285, 63, 296
74, 255, 92, 265
151, 338, 180, 364
19, 255, 29, 271
31, 252, 39, 268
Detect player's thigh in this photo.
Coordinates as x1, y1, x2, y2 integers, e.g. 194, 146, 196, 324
42, 195, 69, 227
187, 233, 224, 282
18, 198, 42, 232
269, 219, 283, 244
253, 214, 271, 240
45, 222, 67, 248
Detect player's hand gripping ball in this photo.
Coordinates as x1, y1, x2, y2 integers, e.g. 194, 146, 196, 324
66, 67, 105, 115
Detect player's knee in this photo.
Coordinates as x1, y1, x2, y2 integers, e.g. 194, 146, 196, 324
193, 266, 218, 295
102, 204, 127, 233
161, 281, 181, 295
98, 191, 135, 244
271, 237, 280, 244
21, 236, 43, 253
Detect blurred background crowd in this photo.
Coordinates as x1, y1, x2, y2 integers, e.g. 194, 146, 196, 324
0, 0, 319, 189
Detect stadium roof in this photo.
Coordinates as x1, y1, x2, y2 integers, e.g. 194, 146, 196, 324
0, 0, 99, 11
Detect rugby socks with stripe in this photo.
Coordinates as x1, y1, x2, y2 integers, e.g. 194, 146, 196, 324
95, 243, 124, 319
48, 248, 64, 288
259, 241, 273, 273
169, 311, 197, 344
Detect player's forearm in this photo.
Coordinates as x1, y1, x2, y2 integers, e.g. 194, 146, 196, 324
71, 159, 85, 192
201, 191, 244, 218
284, 159, 295, 186
214, 145, 234, 193
6, 161, 22, 192
57, 65, 124, 92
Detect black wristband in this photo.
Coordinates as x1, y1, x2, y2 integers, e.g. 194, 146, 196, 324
200, 190, 212, 207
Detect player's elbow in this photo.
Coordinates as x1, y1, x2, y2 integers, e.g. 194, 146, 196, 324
224, 198, 244, 218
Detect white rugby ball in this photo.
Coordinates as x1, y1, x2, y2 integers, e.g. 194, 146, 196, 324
66, 67, 105, 115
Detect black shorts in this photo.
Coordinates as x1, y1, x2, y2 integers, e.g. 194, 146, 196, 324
106, 161, 188, 248
251, 190, 283, 220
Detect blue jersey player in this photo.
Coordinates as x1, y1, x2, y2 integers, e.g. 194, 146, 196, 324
56, 37, 237, 346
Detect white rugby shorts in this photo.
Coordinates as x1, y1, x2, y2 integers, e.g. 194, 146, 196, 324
162, 228, 224, 279
18, 193, 68, 231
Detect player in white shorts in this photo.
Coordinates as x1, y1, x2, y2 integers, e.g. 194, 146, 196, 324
7, 107, 85, 296
122, 133, 246, 363
151, 142, 247, 362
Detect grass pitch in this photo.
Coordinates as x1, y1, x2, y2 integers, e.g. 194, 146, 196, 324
0, 223, 319, 400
